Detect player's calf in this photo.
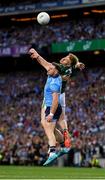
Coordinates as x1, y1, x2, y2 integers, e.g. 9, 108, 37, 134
63, 129, 71, 148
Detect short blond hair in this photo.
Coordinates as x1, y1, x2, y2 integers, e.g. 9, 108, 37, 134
69, 53, 79, 66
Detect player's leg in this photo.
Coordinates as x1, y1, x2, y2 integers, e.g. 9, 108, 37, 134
41, 101, 63, 147
41, 111, 58, 165
54, 128, 64, 144
41, 106, 65, 151
41, 104, 70, 161
42, 120, 58, 166
58, 93, 71, 148
59, 92, 67, 130
56, 94, 71, 158
58, 112, 71, 147
41, 101, 71, 148
43, 120, 57, 147
42, 104, 62, 165
41, 106, 57, 153
41, 104, 46, 127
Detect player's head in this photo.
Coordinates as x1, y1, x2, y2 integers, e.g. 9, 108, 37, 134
47, 65, 59, 76
60, 53, 79, 67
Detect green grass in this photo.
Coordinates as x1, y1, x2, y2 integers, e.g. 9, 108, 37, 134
0, 166, 105, 179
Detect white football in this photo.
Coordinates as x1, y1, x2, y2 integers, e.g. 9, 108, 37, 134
37, 12, 50, 25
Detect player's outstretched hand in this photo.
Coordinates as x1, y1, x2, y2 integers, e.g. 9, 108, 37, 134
29, 48, 39, 60
75, 62, 85, 70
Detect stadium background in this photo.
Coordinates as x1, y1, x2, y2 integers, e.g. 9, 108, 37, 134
0, 0, 105, 169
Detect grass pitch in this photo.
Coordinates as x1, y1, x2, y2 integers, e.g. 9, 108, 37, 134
0, 166, 105, 179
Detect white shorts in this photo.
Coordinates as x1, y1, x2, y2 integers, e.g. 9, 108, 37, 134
60, 92, 66, 115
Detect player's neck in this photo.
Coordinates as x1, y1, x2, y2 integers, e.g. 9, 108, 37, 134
54, 70, 59, 77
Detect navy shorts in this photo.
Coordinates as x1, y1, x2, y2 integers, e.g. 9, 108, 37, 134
45, 104, 62, 121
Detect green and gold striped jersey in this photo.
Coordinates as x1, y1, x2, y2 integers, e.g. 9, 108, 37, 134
52, 62, 72, 77
52, 62, 73, 93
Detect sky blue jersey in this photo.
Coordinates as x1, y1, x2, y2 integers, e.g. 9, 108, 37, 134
44, 75, 62, 107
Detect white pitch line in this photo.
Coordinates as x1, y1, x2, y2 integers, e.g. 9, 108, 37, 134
0, 177, 104, 180
0, 175, 105, 179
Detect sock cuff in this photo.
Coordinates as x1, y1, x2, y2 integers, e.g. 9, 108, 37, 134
49, 146, 56, 153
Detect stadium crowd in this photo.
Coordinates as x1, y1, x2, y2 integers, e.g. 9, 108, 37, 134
0, 0, 59, 7
0, 17, 105, 48
0, 0, 61, 7
0, 67, 105, 166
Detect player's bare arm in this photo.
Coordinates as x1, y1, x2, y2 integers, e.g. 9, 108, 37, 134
29, 48, 53, 71
46, 92, 59, 122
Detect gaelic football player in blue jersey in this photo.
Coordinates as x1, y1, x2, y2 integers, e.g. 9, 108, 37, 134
29, 48, 85, 165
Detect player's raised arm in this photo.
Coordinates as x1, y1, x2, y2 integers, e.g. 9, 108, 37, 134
29, 48, 53, 71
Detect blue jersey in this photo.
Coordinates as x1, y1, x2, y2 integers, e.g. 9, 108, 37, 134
44, 75, 62, 107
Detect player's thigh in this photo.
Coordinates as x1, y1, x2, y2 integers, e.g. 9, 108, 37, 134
41, 106, 46, 126
41, 106, 56, 132
41, 106, 45, 121
60, 93, 66, 116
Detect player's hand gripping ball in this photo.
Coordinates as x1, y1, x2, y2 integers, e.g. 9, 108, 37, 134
37, 12, 50, 25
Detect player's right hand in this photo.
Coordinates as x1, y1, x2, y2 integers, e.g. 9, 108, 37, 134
75, 62, 85, 70
28, 48, 39, 59
46, 114, 53, 122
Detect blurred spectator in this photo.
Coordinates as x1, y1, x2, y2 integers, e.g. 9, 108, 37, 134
0, 17, 105, 48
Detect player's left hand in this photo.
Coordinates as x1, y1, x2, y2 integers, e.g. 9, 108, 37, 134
75, 62, 85, 70
46, 114, 53, 122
